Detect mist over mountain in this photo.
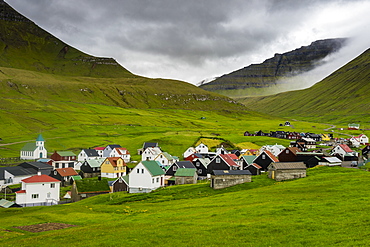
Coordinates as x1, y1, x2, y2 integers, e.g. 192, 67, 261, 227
199, 38, 347, 98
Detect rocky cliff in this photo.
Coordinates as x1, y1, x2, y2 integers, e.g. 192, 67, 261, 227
199, 38, 347, 96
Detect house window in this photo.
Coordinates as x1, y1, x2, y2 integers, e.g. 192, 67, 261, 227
50, 183, 55, 188
32, 194, 39, 199
156, 177, 159, 183
286, 150, 289, 154
262, 154, 266, 159
216, 158, 220, 163
105, 160, 110, 164
198, 169, 202, 174
152, 178, 154, 183
137, 169, 140, 173
173, 166, 177, 171
141, 169, 144, 174
55, 163, 59, 168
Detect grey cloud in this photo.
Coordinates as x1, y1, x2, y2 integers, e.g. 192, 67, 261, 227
5, 0, 370, 84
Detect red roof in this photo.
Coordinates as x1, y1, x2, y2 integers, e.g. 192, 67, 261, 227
94, 147, 105, 150
219, 154, 239, 167
56, 167, 78, 177
16, 190, 26, 194
251, 163, 262, 169
339, 144, 353, 153
115, 147, 130, 155
105, 157, 126, 167
22, 174, 60, 183
228, 154, 239, 160
264, 150, 279, 162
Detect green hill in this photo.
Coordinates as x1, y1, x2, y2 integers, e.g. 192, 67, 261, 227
0, 0, 133, 78
240, 48, 370, 124
1, 166, 370, 246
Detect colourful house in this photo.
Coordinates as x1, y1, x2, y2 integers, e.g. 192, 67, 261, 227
100, 157, 126, 178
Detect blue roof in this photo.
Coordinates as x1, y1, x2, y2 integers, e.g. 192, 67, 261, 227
36, 134, 45, 142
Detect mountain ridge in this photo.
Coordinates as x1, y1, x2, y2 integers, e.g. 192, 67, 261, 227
199, 38, 347, 98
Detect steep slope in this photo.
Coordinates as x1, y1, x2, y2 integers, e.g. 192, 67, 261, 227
240, 48, 370, 124
199, 38, 347, 98
0, 0, 244, 112
0, 0, 133, 78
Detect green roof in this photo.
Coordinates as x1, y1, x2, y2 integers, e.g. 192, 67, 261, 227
87, 158, 105, 168
142, 160, 165, 176
0, 199, 16, 208
71, 175, 82, 181
36, 134, 45, 142
57, 151, 76, 156
21, 142, 37, 151
75, 178, 110, 193
161, 152, 174, 160
174, 168, 197, 177
242, 155, 257, 164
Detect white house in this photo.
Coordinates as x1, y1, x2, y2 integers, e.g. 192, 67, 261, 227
93, 147, 105, 157
154, 152, 178, 166
350, 134, 369, 147
183, 147, 197, 158
77, 149, 100, 162
20, 134, 47, 160
102, 145, 121, 158
109, 147, 131, 163
331, 144, 358, 159
128, 160, 165, 193
195, 143, 209, 153
260, 144, 286, 157
15, 173, 60, 207
215, 145, 229, 155
141, 147, 162, 161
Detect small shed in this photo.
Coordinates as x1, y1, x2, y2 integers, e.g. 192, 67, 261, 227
174, 168, 198, 185
111, 176, 129, 192
268, 162, 306, 181
0, 199, 22, 208
210, 170, 252, 189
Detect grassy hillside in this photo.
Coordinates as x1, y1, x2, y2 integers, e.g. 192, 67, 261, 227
240, 48, 370, 124
1, 166, 370, 246
0, 1, 133, 78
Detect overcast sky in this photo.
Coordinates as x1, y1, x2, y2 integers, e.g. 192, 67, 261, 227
6, 0, 370, 85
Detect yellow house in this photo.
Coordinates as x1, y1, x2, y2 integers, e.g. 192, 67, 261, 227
100, 157, 126, 178
321, 134, 331, 141
243, 149, 260, 156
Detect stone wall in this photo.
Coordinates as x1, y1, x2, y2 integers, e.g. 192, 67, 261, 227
269, 169, 306, 181
210, 174, 251, 189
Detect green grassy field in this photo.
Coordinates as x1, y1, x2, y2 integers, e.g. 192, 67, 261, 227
1, 166, 369, 246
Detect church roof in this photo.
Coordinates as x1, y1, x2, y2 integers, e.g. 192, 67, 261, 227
36, 134, 45, 142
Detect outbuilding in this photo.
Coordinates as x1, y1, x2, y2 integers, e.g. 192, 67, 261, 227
268, 162, 307, 181
210, 170, 252, 189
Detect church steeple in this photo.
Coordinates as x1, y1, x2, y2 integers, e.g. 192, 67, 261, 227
36, 134, 45, 147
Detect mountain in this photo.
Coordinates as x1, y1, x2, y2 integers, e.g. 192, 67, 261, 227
0, 0, 244, 111
199, 38, 347, 98
239, 47, 370, 124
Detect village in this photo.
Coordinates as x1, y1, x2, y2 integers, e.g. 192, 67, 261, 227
1, 125, 369, 208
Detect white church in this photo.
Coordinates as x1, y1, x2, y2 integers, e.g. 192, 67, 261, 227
20, 134, 48, 160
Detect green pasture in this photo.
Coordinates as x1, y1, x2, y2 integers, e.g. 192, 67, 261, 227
1, 166, 369, 246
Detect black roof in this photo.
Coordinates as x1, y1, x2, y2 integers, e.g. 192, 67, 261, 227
19, 162, 53, 172
106, 144, 121, 149
212, 170, 252, 175
1, 166, 36, 176
143, 142, 158, 149
83, 149, 99, 157
176, 161, 196, 169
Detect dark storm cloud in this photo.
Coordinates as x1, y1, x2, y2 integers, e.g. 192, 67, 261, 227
5, 0, 370, 84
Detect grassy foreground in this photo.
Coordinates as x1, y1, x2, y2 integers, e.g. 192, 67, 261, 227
1, 166, 370, 246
